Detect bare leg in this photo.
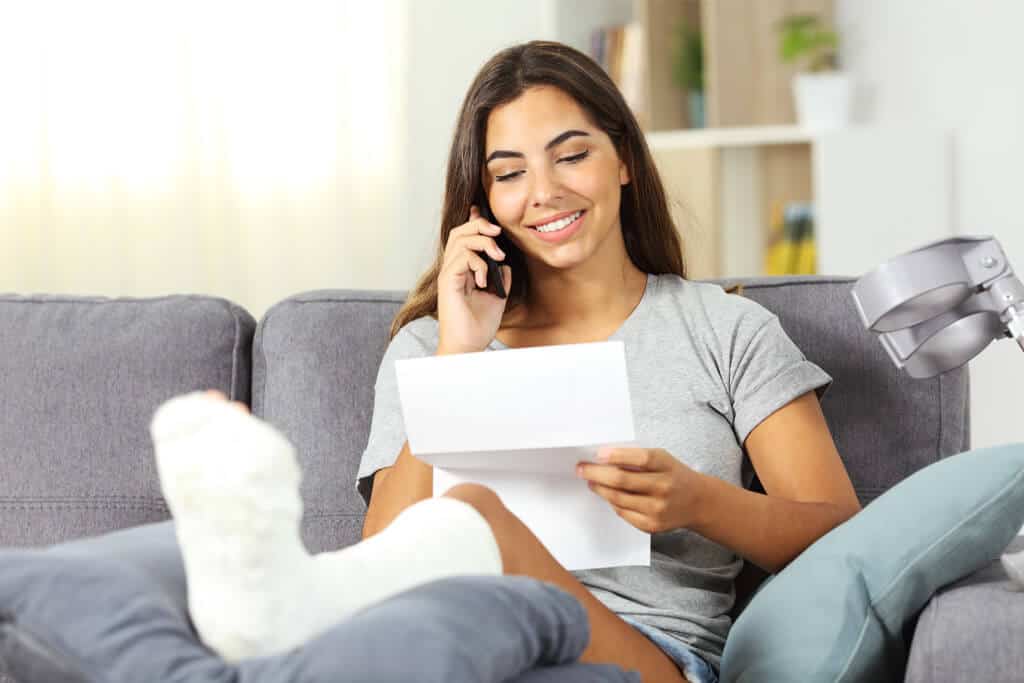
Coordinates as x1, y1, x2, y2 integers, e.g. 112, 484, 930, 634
442, 483, 689, 683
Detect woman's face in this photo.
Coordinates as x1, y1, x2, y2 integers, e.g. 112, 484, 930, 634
482, 85, 630, 272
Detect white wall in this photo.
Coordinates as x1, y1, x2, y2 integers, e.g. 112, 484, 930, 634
398, 0, 550, 288
836, 0, 1024, 448
0, 2, 408, 319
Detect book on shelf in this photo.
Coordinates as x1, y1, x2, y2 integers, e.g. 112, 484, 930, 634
589, 22, 649, 129
764, 200, 816, 276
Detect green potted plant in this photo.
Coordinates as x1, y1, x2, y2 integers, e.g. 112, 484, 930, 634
672, 18, 704, 128
777, 13, 852, 130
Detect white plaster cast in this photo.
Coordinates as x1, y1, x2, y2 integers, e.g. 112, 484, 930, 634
150, 391, 503, 662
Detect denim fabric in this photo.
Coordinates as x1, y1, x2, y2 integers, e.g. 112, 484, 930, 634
620, 616, 718, 683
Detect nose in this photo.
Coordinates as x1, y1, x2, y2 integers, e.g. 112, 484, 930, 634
528, 164, 564, 207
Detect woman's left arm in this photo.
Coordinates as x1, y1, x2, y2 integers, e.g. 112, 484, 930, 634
577, 390, 862, 574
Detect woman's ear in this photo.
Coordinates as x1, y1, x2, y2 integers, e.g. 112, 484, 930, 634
619, 160, 630, 186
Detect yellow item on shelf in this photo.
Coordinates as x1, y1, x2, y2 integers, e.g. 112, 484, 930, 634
763, 201, 791, 276
793, 202, 817, 274
795, 236, 817, 274
764, 200, 817, 275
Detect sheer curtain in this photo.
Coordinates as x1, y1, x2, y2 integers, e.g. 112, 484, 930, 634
0, 0, 405, 319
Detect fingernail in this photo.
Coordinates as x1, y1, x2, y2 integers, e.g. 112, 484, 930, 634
576, 464, 584, 476
596, 449, 610, 462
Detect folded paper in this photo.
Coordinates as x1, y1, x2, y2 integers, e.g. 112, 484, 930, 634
396, 341, 650, 570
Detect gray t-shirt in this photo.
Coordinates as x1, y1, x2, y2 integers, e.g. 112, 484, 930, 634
355, 272, 832, 671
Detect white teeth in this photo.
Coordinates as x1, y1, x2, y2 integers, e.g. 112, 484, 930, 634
535, 210, 582, 233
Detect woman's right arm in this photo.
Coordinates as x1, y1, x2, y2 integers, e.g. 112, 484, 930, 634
361, 440, 432, 539
362, 206, 512, 539
360, 344, 486, 538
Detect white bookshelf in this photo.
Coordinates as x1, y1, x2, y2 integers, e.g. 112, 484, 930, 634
645, 125, 954, 280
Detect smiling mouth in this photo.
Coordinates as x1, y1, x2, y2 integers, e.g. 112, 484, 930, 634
529, 210, 585, 233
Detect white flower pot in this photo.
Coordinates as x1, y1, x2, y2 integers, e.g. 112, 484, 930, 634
792, 72, 853, 131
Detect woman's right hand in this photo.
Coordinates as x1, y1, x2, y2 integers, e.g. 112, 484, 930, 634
436, 205, 513, 354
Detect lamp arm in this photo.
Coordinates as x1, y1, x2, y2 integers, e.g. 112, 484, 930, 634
987, 272, 1024, 353
1004, 303, 1024, 353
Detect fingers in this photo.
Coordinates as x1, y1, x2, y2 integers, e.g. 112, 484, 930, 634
612, 507, 660, 534
596, 447, 670, 471
453, 205, 501, 237
583, 478, 671, 533
450, 221, 501, 241
445, 206, 503, 267
439, 205, 509, 295
586, 482, 652, 512
443, 234, 506, 269
203, 389, 250, 414
466, 251, 489, 289
465, 234, 505, 260
576, 463, 663, 494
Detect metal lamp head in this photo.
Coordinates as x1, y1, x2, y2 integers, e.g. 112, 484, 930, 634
852, 236, 1024, 378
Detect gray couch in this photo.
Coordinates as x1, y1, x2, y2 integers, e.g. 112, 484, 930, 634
0, 276, 1019, 682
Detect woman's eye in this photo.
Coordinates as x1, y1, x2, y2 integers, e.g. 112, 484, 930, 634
559, 151, 589, 164
493, 151, 588, 183
495, 170, 523, 183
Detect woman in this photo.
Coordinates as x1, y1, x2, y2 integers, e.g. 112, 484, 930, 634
355, 40, 862, 683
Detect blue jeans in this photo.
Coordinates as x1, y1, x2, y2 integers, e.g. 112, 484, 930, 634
619, 616, 719, 683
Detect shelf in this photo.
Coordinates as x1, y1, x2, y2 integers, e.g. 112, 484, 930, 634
645, 125, 815, 150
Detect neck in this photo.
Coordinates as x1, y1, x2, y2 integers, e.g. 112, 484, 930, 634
519, 257, 648, 330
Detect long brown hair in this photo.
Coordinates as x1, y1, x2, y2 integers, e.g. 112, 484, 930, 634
389, 40, 687, 340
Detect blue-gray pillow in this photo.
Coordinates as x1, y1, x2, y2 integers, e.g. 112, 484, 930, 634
720, 442, 1024, 682
0, 521, 638, 683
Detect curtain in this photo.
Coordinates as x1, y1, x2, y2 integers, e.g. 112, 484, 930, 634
0, 0, 405, 319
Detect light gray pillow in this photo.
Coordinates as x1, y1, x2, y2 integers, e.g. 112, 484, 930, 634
0, 521, 638, 683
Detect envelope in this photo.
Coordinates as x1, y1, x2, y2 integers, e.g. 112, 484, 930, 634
395, 341, 650, 571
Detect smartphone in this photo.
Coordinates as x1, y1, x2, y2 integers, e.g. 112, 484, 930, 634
476, 202, 509, 299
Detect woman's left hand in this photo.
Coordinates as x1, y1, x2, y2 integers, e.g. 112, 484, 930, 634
576, 447, 704, 534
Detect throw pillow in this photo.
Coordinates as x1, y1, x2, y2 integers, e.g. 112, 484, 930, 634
0, 521, 638, 683
720, 442, 1024, 682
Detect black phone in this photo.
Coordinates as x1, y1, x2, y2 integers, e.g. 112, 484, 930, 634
477, 202, 509, 299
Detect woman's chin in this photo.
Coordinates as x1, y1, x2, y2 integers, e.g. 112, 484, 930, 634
534, 251, 588, 271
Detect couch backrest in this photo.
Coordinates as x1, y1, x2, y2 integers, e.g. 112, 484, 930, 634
0, 294, 256, 547
715, 276, 970, 501
253, 276, 970, 554
251, 290, 398, 553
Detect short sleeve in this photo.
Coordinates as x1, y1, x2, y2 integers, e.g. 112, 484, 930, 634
729, 314, 832, 445
354, 319, 436, 508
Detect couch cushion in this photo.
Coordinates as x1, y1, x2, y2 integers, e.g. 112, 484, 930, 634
252, 289, 406, 553
905, 535, 1024, 683
0, 521, 635, 683
0, 294, 255, 547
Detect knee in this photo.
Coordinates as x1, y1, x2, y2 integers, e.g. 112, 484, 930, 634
441, 483, 505, 522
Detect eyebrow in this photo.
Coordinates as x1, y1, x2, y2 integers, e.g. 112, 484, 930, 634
485, 129, 591, 164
